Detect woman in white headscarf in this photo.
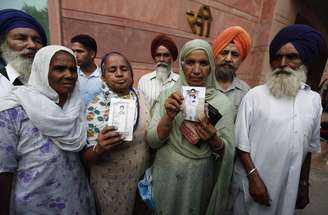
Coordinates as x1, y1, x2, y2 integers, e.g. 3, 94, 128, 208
0, 45, 96, 215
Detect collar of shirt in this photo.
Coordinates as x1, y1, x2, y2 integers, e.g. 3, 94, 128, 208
300, 82, 311, 91
216, 78, 245, 92
78, 65, 101, 78
5, 63, 23, 84
149, 69, 178, 83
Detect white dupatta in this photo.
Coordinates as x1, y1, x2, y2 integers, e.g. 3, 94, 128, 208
0, 45, 86, 152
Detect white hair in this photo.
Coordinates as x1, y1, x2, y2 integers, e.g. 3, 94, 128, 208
155, 62, 171, 82
0, 40, 33, 80
266, 65, 307, 98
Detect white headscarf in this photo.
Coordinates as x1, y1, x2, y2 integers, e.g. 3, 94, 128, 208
0, 45, 86, 152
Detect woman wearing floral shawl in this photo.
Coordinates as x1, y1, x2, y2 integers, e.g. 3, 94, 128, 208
147, 39, 235, 214
82, 51, 150, 215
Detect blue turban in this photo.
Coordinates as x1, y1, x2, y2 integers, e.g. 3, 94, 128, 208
269, 24, 325, 66
0, 9, 47, 45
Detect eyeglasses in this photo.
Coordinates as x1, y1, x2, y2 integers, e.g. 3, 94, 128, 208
273, 53, 301, 62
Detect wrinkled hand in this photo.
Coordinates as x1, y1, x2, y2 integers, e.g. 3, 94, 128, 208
249, 172, 271, 206
164, 92, 183, 120
94, 125, 124, 155
295, 184, 309, 209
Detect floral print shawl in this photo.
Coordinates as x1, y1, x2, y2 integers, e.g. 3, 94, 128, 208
86, 82, 139, 146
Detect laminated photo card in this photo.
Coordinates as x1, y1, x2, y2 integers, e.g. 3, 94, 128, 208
108, 98, 136, 141
181, 86, 206, 122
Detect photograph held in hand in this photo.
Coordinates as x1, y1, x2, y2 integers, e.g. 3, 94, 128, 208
181, 86, 208, 145
181, 86, 206, 121
107, 98, 136, 141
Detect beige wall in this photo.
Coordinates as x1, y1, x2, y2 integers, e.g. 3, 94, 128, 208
48, 0, 325, 88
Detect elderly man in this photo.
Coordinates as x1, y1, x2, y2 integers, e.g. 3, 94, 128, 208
71, 34, 102, 106
0, 9, 47, 97
230, 24, 325, 215
138, 34, 179, 109
212, 26, 252, 118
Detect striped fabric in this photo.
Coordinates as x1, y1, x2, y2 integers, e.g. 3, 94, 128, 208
138, 70, 179, 109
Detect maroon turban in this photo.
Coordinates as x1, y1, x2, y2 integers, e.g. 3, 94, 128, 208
151, 34, 178, 61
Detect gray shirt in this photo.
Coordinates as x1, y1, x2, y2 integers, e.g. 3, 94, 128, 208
216, 77, 250, 119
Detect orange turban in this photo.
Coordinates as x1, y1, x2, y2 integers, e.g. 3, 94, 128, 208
212, 26, 251, 60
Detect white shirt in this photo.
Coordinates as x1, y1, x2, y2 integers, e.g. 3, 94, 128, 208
231, 84, 321, 215
0, 64, 27, 98
138, 70, 179, 109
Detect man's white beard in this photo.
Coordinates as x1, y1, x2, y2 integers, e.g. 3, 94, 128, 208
266, 65, 307, 98
1, 41, 33, 80
155, 62, 171, 82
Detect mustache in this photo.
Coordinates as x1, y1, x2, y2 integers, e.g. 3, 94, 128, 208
7, 48, 37, 60
155, 62, 169, 68
19, 48, 37, 57
218, 62, 236, 70
272, 67, 295, 76
1, 40, 36, 62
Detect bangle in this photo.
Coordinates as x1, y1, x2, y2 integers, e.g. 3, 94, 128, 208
247, 167, 257, 177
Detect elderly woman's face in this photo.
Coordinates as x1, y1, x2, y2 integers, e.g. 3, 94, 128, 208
182, 49, 210, 86
102, 54, 132, 96
48, 51, 78, 98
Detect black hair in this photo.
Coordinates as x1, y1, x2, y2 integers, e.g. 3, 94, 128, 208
70, 34, 97, 54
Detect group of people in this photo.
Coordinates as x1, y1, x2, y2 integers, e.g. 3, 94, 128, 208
0, 8, 325, 215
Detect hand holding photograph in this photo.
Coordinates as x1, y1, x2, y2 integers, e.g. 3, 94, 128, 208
108, 98, 136, 141
181, 86, 206, 122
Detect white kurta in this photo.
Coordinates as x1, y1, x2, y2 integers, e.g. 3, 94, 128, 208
0, 64, 27, 97
231, 84, 321, 215
138, 70, 179, 110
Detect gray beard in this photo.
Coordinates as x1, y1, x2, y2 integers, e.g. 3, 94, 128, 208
215, 64, 236, 82
155, 62, 171, 82
1, 41, 33, 80
266, 65, 307, 98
